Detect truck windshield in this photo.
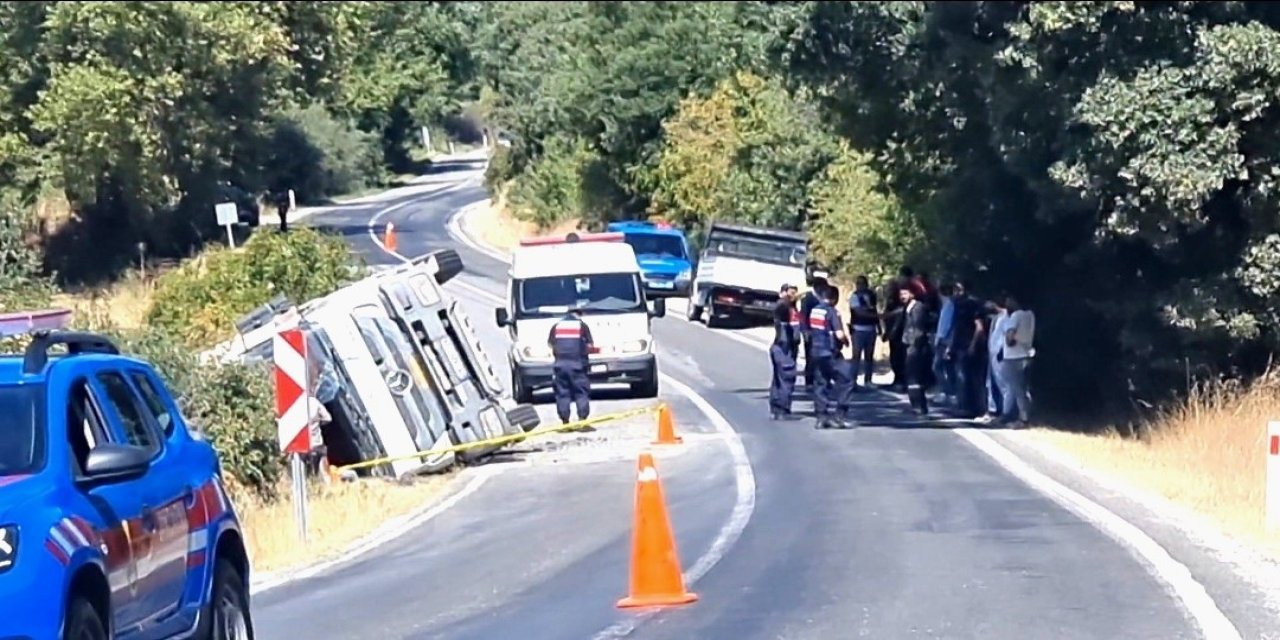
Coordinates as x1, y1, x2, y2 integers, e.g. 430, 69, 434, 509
518, 273, 644, 316
0, 385, 44, 477
624, 234, 686, 260
706, 235, 806, 266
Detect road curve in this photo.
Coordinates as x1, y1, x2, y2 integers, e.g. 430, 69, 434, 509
259, 160, 1215, 639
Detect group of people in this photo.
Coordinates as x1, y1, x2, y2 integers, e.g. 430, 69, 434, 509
769, 266, 1037, 429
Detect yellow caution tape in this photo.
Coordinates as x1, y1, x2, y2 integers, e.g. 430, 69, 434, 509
333, 403, 663, 475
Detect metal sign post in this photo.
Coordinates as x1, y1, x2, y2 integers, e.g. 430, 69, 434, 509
215, 202, 239, 248
290, 453, 309, 542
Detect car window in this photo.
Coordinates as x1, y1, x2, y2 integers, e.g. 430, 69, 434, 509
96, 372, 159, 454
66, 379, 110, 474
129, 371, 175, 436
0, 385, 44, 476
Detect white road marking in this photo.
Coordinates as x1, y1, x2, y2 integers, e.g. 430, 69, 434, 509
954, 428, 1242, 640
447, 200, 1241, 640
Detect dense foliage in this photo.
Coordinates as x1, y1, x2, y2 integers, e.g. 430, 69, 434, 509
471, 1, 1280, 421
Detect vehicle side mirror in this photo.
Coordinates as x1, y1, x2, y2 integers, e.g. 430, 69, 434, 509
83, 444, 151, 483
495, 307, 510, 327
650, 298, 666, 318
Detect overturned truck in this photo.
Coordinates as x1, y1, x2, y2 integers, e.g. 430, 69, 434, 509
206, 249, 540, 479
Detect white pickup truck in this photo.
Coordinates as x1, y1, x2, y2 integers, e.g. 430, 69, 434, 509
686, 222, 809, 328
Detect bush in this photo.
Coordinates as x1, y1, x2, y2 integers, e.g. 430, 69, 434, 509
0, 192, 56, 309
506, 136, 603, 228
264, 104, 385, 203
146, 227, 360, 349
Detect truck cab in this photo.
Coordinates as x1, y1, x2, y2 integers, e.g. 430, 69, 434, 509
687, 222, 809, 328
606, 220, 694, 298
495, 232, 666, 403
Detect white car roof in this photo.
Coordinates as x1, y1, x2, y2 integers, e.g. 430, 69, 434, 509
511, 242, 640, 279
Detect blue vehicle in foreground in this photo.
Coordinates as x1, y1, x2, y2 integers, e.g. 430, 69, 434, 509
606, 220, 695, 298
0, 310, 253, 640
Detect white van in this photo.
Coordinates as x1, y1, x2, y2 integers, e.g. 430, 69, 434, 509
495, 232, 666, 403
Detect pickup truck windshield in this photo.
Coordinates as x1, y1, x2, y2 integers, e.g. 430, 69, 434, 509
706, 236, 806, 267
518, 273, 644, 317
624, 234, 686, 260
0, 385, 44, 477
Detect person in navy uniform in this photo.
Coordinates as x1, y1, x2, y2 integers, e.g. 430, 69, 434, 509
769, 284, 801, 420
808, 285, 853, 429
799, 268, 829, 391
547, 307, 595, 426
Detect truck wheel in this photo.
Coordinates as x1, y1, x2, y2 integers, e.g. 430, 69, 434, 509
631, 369, 660, 398
706, 302, 725, 329
686, 300, 703, 323
64, 597, 107, 640
512, 369, 534, 404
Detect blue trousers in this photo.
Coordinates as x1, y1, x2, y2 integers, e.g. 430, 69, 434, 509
552, 364, 590, 423
769, 344, 797, 415
812, 354, 852, 416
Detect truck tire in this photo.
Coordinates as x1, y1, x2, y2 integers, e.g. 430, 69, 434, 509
631, 367, 660, 398
706, 302, 725, 329
64, 596, 107, 640
686, 299, 703, 323
511, 368, 534, 404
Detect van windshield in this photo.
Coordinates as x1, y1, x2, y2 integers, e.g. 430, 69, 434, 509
518, 273, 643, 317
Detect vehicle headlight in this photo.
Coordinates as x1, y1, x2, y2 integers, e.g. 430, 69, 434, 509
519, 344, 553, 361
677, 268, 692, 281
0, 525, 18, 574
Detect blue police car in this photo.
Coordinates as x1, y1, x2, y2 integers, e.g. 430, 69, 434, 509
0, 310, 253, 640
606, 220, 695, 298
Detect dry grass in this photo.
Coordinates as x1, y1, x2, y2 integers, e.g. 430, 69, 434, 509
1030, 377, 1280, 559
468, 193, 582, 254
53, 271, 158, 330
235, 474, 458, 575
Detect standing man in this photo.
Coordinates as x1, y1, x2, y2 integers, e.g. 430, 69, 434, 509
548, 307, 595, 426
848, 275, 879, 388
982, 296, 1011, 424
799, 268, 829, 391
947, 280, 985, 418
274, 189, 292, 233
769, 284, 801, 420
1000, 294, 1036, 428
931, 283, 956, 405
901, 285, 932, 416
808, 285, 852, 429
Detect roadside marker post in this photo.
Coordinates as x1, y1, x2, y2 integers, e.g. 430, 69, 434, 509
275, 328, 314, 542
1268, 421, 1280, 531
214, 201, 239, 249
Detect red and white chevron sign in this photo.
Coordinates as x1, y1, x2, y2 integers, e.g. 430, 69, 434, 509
274, 328, 314, 454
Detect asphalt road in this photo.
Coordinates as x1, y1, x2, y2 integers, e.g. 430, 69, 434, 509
248, 159, 1244, 639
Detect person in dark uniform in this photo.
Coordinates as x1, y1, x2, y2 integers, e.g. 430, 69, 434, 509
881, 276, 906, 390
808, 286, 852, 429
547, 307, 595, 426
901, 284, 932, 416
769, 284, 801, 420
799, 269, 829, 391
274, 190, 292, 233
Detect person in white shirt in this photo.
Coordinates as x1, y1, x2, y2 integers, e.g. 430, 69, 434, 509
982, 298, 1010, 423
999, 294, 1035, 427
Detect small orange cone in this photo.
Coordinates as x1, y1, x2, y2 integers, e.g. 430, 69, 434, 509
384, 222, 398, 252
653, 403, 682, 445
616, 452, 698, 609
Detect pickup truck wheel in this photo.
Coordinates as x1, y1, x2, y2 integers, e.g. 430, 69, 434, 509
511, 369, 534, 404
706, 303, 725, 329
65, 597, 107, 640
201, 559, 254, 640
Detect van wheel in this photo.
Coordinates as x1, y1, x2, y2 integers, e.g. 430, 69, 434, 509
512, 369, 534, 404
631, 370, 659, 398
201, 559, 254, 640
64, 597, 107, 640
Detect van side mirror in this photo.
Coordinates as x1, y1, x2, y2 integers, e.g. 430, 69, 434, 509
650, 298, 666, 318
495, 308, 510, 327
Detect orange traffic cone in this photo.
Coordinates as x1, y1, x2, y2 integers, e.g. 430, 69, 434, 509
384, 222, 398, 252
616, 452, 698, 609
653, 403, 682, 445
